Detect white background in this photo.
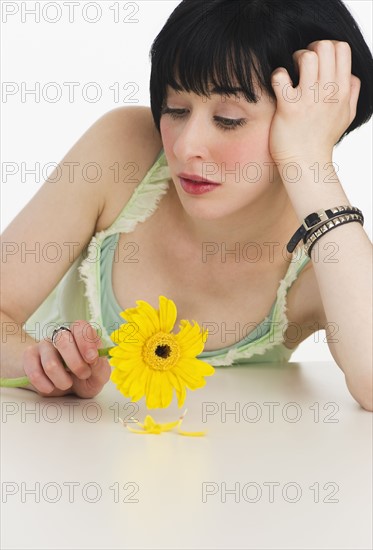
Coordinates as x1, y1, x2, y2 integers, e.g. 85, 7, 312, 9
1, 0, 372, 361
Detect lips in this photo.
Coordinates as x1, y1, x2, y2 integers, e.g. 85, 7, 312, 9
179, 178, 220, 198
177, 173, 220, 185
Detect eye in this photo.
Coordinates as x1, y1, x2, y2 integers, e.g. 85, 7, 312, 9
160, 107, 247, 131
161, 107, 186, 119
214, 116, 247, 131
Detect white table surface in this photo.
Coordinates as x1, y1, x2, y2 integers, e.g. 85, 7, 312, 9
1, 360, 372, 550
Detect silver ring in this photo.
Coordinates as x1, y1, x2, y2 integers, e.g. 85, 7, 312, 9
51, 326, 72, 349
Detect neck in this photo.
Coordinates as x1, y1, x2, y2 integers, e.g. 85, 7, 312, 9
168, 183, 299, 266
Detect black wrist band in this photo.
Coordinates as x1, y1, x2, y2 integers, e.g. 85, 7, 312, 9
286, 205, 364, 253
304, 213, 364, 258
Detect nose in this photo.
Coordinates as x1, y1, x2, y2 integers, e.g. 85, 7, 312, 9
172, 111, 210, 162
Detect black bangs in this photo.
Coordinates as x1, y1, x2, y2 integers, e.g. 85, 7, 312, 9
150, 1, 273, 132
160, 36, 262, 103
149, 0, 373, 143
155, 14, 264, 102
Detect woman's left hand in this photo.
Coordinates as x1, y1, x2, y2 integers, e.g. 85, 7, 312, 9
269, 40, 361, 166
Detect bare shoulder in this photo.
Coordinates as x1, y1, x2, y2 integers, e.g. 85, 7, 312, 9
94, 105, 163, 232
283, 259, 326, 349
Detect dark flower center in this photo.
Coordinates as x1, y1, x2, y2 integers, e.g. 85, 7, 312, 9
155, 344, 171, 359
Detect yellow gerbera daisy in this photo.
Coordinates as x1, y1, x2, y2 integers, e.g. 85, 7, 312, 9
108, 295, 214, 409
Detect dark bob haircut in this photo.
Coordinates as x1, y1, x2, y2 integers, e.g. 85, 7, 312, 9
149, 0, 373, 144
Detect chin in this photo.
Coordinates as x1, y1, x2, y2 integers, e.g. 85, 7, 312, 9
178, 197, 238, 221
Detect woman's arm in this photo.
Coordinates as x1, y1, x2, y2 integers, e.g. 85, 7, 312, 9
1, 105, 161, 393
281, 161, 373, 412
269, 40, 372, 411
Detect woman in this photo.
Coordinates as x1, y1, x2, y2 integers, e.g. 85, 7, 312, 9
1, 0, 372, 409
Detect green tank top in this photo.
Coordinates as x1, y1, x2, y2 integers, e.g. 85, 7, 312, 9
97, 149, 311, 366
23, 148, 310, 367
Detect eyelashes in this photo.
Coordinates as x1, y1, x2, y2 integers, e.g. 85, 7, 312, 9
160, 106, 248, 132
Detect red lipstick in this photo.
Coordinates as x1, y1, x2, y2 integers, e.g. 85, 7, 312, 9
177, 173, 221, 195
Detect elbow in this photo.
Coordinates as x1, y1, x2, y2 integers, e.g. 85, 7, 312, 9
358, 398, 373, 413
345, 372, 373, 412
356, 393, 373, 412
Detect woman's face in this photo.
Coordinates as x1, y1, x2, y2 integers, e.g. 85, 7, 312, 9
160, 83, 283, 220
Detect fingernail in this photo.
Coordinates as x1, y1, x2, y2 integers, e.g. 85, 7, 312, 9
86, 350, 98, 362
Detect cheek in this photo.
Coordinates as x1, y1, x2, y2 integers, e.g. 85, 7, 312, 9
223, 130, 272, 167
159, 120, 175, 154
219, 128, 278, 188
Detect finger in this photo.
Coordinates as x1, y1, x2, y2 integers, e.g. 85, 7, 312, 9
39, 339, 74, 390
305, 40, 336, 84
71, 320, 102, 365
88, 357, 112, 385
292, 49, 318, 91
308, 40, 351, 79
271, 67, 295, 105
335, 41, 352, 93
23, 345, 55, 394
24, 341, 72, 393
349, 75, 361, 124
292, 49, 308, 76
72, 358, 112, 399
306, 39, 340, 50
52, 325, 92, 380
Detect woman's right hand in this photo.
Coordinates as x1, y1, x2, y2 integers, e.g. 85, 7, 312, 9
23, 320, 112, 398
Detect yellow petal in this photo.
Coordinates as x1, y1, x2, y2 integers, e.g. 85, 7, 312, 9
128, 365, 150, 401
126, 426, 162, 434
134, 300, 161, 333
176, 411, 206, 436
158, 296, 177, 333
132, 315, 155, 341
158, 419, 181, 431
147, 372, 170, 409
121, 365, 147, 400
117, 312, 153, 341
108, 357, 141, 372
175, 320, 208, 356
180, 356, 215, 377
167, 370, 187, 408
172, 364, 207, 390
109, 322, 145, 347
143, 415, 158, 429
110, 362, 143, 395
121, 411, 206, 436
175, 356, 214, 380
108, 347, 142, 362
159, 373, 174, 408
177, 428, 206, 437
145, 371, 160, 409
119, 307, 139, 319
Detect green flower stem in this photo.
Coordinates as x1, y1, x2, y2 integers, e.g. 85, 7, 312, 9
0, 347, 112, 388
